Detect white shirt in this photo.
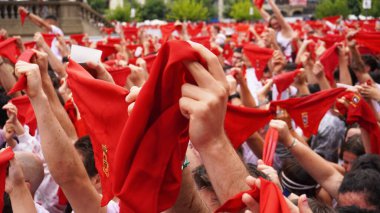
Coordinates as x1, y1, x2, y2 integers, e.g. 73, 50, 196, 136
50, 25, 64, 61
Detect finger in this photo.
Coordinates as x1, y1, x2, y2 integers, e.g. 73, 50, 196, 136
298, 194, 312, 213
127, 102, 135, 116
125, 86, 141, 103
242, 193, 259, 212
183, 61, 215, 88
179, 97, 199, 119
187, 41, 227, 86
245, 175, 256, 188
181, 83, 213, 101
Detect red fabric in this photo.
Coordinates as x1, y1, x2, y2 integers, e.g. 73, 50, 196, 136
273, 69, 301, 100
70, 34, 85, 46
262, 127, 279, 167
254, 0, 265, 9
319, 44, 339, 86
323, 15, 340, 24
160, 23, 176, 43
191, 36, 211, 49
271, 88, 347, 137
187, 23, 204, 37
8, 50, 37, 95
10, 95, 37, 136
64, 99, 88, 137
0, 147, 14, 211
143, 54, 157, 73
96, 42, 117, 61
216, 177, 289, 213
24, 41, 36, 50
123, 27, 138, 41
107, 37, 121, 45
19, 10, 28, 26
0, 38, 21, 64
102, 27, 114, 35
342, 93, 380, 154
66, 59, 130, 206
57, 187, 68, 205
41, 33, 56, 48
243, 43, 274, 80
236, 24, 250, 33
306, 41, 317, 60
308, 34, 344, 49
354, 32, 380, 54
106, 66, 131, 87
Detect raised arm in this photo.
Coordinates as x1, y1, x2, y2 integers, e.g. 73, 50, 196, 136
337, 44, 352, 85
180, 42, 250, 203
267, 0, 293, 37
14, 61, 105, 213
18, 7, 52, 32
270, 119, 343, 199
0, 58, 21, 98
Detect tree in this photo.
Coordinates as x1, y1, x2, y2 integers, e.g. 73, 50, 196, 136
87, 0, 108, 14
315, 0, 350, 18
140, 0, 167, 20
166, 0, 209, 21
105, 4, 132, 22
229, 0, 261, 21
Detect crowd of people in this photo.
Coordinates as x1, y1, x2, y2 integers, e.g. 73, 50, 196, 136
0, 0, 380, 212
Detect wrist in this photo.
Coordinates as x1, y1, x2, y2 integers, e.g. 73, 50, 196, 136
196, 132, 229, 154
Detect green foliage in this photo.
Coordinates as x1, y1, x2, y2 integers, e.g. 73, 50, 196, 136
347, 0, 361, 16
229, 0, 261, 21
140, 0, 167, 20
87, 0, 107, 14
364, 0, 380, 17
105, 5, 132, 22
315, 0, 350, 18
167, 0, 209, 21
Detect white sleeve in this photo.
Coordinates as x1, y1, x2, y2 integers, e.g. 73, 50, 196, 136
13, 126, 43, 159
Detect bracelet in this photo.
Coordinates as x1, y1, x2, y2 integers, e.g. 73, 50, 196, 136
228, 92, 240, 101
286, 138, 297, 150
27, 11, 30, 16
62, 56, 69, 63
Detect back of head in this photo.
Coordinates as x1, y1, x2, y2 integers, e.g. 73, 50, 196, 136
15, 152, 44, 195
0, 89, 10, 128
336, 205, 378, 213
280, 158, 318, 197
340, 134, 365, 159
338, 169, 380, 210
307, 198, 335, 213
74, 136, 98, 178
351, 154, 380, 173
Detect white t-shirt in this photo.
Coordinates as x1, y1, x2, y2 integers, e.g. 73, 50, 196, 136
50, 25, 64, 61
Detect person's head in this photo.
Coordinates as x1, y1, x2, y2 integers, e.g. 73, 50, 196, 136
307, 198, 335, 213
340, 134, 365, 172
232, 47, 243, 67
0, 89, 10, 128
336, 205, 378, 213
44, 15, 58, 26
74, 136, 101, 193
362, 55, 378, 73
280, 158, 319, 197
268, 15, 281, 32
14, 152, 44, 196
192, 165, 220, 211
351, 154, 380, 173
338, 169, 380, 211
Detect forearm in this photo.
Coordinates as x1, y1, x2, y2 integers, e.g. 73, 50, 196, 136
170, 168, 209, 213
295, 84, 310, 96
42, 45, 67, 78
28, 13, 51, 31
285, 137, 343, 198
259, 8, 271, 21
246, 132, 264, 159
198, 134, 250, 203
338, 58, 352, 85
0, 64, 21, 97
9, 183, 37, 213
239, 83, 257, 108
316, 76, 331, 91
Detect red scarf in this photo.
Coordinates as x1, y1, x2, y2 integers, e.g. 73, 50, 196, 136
0, 38, 21, 64
254, 0, 265, 9
215, 177, 290, 213
105, 66, 131, 87
0, 147, 14, 211
354, 31, 380, 54
243, 43, 274, 80
69, 34, 85, 46
273, 69, 301, 100
19, 10, 28, 26
319, 44, 339, 86
262, 127, 279, 167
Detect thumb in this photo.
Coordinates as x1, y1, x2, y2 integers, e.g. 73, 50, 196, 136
298, 194, 312, 213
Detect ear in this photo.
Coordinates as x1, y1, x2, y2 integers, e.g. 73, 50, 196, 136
25, 181, 31, 192
91, 174, 102, 193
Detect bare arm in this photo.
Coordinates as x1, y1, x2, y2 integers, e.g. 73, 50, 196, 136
270, 119, 343, 199
34, 50, 78, 142
258, 8, 271, 21
267, 0, 293, 37
0, 59, 21, 98
15, 61, 105, 213
313, 61, 332, 91
18, 7, 52, 31
337, 45, 352, 85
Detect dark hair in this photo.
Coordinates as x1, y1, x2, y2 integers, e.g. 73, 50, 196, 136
336, 205, 378, 213
74, 136, 98, 178
0, 88, 10, 128
307, 198, 335, 213
339, 169, 380, 210
362, 55, 378, 72
268, 15, 277, 28
351, 154, 380, 173
340, 134, 365, 159
44, 15, 58, 22
234, 47, 243, 53
280, 158, 318, 197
